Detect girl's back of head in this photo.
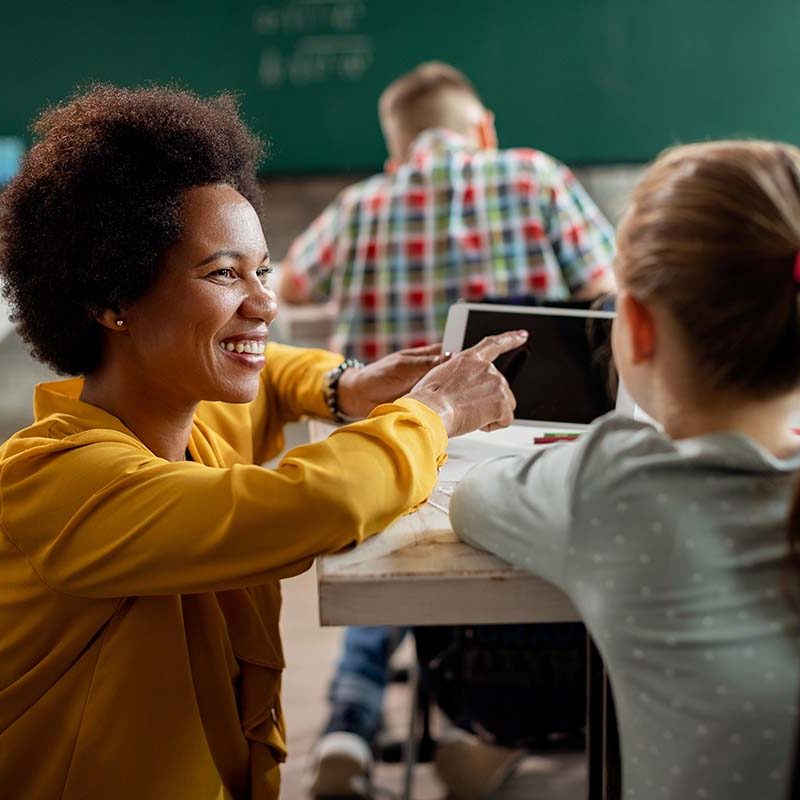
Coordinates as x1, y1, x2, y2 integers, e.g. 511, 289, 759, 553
616, 140, 800, 399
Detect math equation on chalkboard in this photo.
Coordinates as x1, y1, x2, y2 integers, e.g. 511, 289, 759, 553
254, 1, 373, 87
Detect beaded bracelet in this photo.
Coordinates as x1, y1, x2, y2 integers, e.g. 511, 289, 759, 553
323, 358, 365, 422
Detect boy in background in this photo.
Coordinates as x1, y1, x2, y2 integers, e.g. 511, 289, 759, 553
281, 61, 615, 359
281, 62, 616, 798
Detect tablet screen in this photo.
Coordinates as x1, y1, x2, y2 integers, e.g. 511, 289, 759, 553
463, 308, 616, 424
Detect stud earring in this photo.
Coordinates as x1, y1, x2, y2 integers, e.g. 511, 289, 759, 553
115, 320, 124, 327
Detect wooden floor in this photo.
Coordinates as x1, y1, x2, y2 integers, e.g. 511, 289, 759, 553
279, 566, 450, 799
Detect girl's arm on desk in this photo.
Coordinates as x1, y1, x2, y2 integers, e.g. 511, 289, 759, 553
450, 415, 671, 591
450, 433, 579, 587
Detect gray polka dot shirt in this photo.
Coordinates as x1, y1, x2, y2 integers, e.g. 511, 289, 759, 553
451, 414, 800, 799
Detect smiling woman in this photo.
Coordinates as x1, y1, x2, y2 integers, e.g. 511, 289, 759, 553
80, 183, 280, 458
0, 86, 524, 800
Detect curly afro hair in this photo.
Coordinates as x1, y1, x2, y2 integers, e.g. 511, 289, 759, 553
0, 85, 264, 375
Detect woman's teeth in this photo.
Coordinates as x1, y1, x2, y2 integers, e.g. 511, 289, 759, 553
219, 340, 266, 355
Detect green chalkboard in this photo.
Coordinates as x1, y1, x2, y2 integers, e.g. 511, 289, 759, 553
2, 1, 800, 172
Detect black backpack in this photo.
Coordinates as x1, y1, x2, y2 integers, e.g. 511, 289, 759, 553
413, 623, 587, 749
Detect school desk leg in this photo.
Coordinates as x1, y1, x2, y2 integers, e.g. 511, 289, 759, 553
603, 674, 621, 799
586, 635, 604, 800
401, 661, 420, 800
586, 635, 621, 800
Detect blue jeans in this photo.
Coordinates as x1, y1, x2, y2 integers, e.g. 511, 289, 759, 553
324, 626, 408, 744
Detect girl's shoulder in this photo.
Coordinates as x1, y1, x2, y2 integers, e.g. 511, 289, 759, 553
572, 413, 800, 499
575, 413, 676, 475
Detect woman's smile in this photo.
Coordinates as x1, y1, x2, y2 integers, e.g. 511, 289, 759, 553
217, 334, 268, 368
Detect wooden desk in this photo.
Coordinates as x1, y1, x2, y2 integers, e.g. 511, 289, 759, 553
316, 424, 580, 627
313, 420, 620, 800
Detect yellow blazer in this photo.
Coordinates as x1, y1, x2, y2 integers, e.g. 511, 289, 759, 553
0, 343, 447, 799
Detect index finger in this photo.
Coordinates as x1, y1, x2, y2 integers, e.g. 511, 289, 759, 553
467, 330, 530, 362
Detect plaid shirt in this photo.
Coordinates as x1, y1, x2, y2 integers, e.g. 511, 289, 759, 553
287, 129, 615, 361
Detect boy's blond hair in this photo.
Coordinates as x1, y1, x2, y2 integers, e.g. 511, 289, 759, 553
378, 62, 486, 162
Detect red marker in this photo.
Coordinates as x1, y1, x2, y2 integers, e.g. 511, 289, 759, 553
533, 435, 580, 444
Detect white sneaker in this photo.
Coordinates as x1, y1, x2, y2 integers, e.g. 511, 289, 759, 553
304, 731, 374, 798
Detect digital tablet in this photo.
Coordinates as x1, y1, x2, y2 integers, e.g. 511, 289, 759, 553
442, 302, 629, 428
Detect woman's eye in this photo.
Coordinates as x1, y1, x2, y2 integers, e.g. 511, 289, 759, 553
211, 268, 234, 279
